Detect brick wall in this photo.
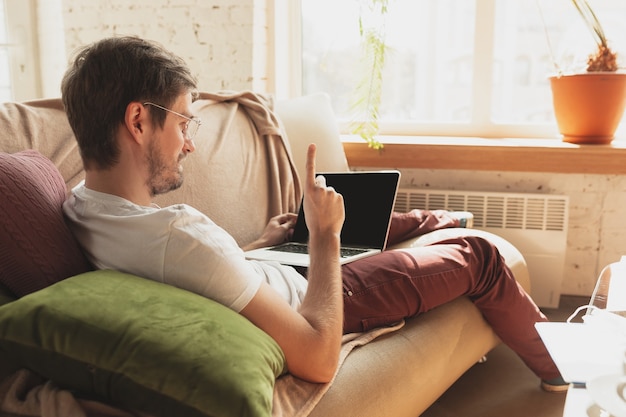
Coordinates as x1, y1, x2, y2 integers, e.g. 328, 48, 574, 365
61, 0, 269, 92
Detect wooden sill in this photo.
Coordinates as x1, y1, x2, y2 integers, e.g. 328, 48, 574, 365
341, 135, 626, 175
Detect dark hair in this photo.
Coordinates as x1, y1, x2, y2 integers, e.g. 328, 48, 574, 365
61, 36, 198, 170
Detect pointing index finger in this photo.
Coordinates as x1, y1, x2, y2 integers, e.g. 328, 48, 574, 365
306, 143, 317, 188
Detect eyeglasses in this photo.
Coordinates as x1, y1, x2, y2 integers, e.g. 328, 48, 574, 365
143, 102, 202, 140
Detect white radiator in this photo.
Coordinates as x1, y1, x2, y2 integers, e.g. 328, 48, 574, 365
393, 189, 569, 308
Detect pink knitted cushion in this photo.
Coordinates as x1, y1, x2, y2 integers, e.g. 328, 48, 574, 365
0, 150, 92, 296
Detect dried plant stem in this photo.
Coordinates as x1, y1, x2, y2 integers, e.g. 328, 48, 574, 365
587, 44, 618, 72
570, 0, 618, 72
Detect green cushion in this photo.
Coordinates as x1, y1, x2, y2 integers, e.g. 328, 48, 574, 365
0, 270, 286, 417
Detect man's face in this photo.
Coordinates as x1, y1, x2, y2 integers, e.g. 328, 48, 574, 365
145, 93, 196, 196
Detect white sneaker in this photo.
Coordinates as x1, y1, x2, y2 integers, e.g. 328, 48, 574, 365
451, 211, 474, 228
541, 377, 569, 393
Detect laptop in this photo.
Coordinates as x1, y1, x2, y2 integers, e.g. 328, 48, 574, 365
245, 170, 400, 267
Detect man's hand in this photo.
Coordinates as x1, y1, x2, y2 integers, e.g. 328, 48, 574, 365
242, 213, 298, 251
303, 144, 345, 240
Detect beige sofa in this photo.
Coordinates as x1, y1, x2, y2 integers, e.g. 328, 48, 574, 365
0, 91, 530, 417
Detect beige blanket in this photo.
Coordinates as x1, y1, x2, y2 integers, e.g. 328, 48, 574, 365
0, 370, 148, 417
0, 323, 403, 417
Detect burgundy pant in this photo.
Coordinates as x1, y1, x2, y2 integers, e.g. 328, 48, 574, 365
340, 209, 560, 380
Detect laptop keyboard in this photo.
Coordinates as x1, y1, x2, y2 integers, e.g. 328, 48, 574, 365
269, 243, 370, 258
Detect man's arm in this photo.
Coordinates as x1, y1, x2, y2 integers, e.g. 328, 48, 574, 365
240, 144, 345, 383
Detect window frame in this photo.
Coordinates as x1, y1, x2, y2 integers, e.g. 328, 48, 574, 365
270, 0, 625, 141
2, 0, 41, 101
270, 0, 302, 101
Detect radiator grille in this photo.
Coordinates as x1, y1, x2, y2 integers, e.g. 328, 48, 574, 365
394, 189, 568, 232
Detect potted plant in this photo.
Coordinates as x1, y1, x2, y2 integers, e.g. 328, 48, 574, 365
548, 0, 626, 144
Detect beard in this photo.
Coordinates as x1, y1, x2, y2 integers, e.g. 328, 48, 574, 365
145, 139, 185, 196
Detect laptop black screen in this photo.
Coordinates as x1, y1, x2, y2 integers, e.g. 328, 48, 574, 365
291, 171, 400, 250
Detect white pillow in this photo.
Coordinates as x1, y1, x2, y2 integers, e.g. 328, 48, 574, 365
275, 93, 349, 182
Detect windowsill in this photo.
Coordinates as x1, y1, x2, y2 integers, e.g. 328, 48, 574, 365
341, 135, 626, 175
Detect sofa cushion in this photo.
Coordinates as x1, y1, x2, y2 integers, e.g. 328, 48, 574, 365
274, 93, 349, 181
0, 150, 92, 296
0, 270, 286, 417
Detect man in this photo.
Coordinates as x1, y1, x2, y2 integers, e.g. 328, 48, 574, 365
62, 36, 566, 391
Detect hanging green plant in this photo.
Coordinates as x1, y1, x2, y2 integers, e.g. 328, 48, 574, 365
349, 0, 390, 150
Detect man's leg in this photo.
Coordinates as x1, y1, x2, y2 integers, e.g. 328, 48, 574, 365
341, 235, 561, 381
386, 209, 463, 246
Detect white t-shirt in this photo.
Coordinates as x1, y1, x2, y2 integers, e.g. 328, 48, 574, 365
63, 184, 308, 312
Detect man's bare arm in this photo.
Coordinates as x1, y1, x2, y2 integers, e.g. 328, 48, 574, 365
240, 144, 345, 383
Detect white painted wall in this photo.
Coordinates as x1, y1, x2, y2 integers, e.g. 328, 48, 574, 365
55, 0, 626, 299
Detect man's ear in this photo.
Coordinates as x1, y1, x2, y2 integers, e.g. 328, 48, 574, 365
124, 102, 147, 144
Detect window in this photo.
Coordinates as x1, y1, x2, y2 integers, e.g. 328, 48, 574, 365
289, 0, 626, 139
0, 2, 11, 101
0, 0, 41, 102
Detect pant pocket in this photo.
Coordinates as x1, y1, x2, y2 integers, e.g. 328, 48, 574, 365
359, 315, 407, 332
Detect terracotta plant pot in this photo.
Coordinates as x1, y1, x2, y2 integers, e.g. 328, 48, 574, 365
549, 72, 626, 144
